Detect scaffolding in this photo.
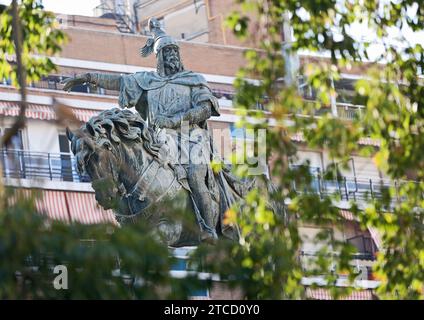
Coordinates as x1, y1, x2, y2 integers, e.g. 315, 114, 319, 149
94, 0, 141, 34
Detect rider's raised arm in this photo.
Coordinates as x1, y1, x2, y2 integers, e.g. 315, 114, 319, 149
62, 72, 122, 92
86, 73, 121, 91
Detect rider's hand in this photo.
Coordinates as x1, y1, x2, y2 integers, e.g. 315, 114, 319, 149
61, 74, 90, 92
154, 115, 181, 129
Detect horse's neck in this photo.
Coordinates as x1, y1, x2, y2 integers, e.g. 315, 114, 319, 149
118, 142, 152, 186
118, 141, 181, 204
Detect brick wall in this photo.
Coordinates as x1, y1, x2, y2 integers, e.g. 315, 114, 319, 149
61, 28, 247, 77
206, 0, 260, 48
59, 14, 373, 77
209, 282, 244, 299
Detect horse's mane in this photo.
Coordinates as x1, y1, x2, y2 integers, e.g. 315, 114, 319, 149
83, 108, 163, 158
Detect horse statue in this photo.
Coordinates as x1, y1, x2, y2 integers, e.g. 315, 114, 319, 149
66, 108, 275, 246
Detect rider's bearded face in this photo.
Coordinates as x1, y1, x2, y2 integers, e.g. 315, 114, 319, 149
162, 46, 182, 76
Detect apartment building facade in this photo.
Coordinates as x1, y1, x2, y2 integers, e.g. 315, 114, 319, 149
0, 3, 385, 299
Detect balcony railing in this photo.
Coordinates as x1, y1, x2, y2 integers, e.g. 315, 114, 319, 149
290, 166, 400, 202
0, 149, 408, 204
2, 76, 366, 119
1, 149, 90, 183
299, 250, 375, 281
300, 249, 375, 262
293, 174, 401, 202
303, 99, 364, 120
336, 102, 364, 120
16, 76, 238, 102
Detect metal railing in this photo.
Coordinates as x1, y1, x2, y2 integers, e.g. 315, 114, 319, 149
299, 251, 375, 281
300, 250, 375, 262
0, 149, 408, 203
336, 102, 364, 120
303, 99, 364, 119
1, 149, 90, 183
292, 173, 396, 202
2, 76, 365, 119
13, 76, 237, 104
288, 165, 406, 203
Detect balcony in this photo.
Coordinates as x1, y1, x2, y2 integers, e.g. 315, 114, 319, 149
0, 149, 405, 203
291, 168, 397, 203
1, 149, 90, 183
21, 75, 238, 102
335, 102, 364, 120
299, 250, 376, 282
316, 176, 393, 202
303, 99, 364, 120
2, 76, 365, 119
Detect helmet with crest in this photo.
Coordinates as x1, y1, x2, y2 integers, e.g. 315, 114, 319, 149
140, 18, 179, 57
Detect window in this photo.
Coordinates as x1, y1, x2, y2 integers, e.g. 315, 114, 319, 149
3, 128, 23, 150
229, 124, 255, 140
290, 151, 323, 193
346, 234, 377, 259
1, 128, 24, 179
2, 77, 12, 85
189, 288, 209, 298
171, 258, 187, 271
170, 247, 210, 299
58, 134, 73, 182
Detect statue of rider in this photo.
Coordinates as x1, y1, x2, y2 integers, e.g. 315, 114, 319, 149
63, 18, 221, 243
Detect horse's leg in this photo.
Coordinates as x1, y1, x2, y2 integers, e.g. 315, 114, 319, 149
166, 190, 204, 247
137, 187, 198, 247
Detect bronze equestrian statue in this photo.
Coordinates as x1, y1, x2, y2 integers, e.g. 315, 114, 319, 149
63, 18, 274, 246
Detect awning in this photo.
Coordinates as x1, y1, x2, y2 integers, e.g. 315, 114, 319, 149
35, 190, 72, 222
64, 191, 117, 225
367, 226, 382, 250
340, 209, 356, 221
0, 101, 101, 123
9, 189, 117, 225
305, 288, 375, 300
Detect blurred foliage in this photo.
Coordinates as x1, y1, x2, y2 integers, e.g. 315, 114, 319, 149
0, 188, 203, 299
0, 0, 66, 86
195, 0, 424, 300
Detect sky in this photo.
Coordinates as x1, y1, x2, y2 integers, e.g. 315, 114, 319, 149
0, 0, 100, 16
42, 0, 100, 17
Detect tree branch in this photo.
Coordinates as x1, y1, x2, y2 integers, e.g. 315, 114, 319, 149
1, 0, 27, 147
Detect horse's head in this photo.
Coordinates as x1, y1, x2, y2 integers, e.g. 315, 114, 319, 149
67, 128, 121, 210
67, 108, 164, 210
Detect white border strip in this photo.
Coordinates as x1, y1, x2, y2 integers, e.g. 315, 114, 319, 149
4, 178, 94, 192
